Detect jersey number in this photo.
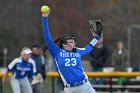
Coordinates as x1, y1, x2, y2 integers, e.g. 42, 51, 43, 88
65, 58, 77, 66
21, 71, 25, 75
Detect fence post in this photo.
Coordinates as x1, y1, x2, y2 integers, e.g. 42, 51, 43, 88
52, 77, 55, 93
109, 77, 112, 93
0, 77, 2, 93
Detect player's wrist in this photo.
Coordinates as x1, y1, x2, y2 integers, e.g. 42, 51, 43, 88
89, 38, 98, 47
94, 34, 100, 40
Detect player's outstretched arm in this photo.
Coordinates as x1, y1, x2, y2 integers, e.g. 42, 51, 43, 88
41, 5, 59, 56
78, 20, 103, 56
2, 58, 17, 85
78, 35, 100, 56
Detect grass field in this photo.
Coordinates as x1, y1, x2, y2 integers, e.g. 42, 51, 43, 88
2, 80, 13, 93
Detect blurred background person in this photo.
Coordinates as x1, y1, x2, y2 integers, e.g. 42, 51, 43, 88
112, 41, 129, 92
2, 47, 36, 93
42, 44, 54, 72
89, 37, 109, 85
31, 44, 47, 93
112, 41, 129, 72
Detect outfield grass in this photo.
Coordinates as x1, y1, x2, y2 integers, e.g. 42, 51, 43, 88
2, 78, 13, 93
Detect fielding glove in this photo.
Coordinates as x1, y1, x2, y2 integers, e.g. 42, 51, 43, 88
89, 20, 102, 36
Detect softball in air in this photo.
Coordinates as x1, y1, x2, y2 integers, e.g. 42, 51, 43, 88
41, 5, 50, 13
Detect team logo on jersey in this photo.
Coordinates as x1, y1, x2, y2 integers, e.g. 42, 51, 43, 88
16, 64, 31, 71
60, 52, 80, 57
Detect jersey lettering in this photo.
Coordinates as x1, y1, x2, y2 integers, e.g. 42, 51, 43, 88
60, 52, 80, 57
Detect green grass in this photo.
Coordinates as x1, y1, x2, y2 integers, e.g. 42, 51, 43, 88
2, 79, 13, 93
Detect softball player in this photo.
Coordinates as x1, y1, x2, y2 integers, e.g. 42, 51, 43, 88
41, 6, 102, 93
3, 47, 36, 93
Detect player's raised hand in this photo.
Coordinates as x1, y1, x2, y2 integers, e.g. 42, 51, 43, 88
89, 20, 103, 36
41, 5, 51, 17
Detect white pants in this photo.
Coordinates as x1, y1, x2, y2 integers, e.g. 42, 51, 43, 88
64, 81, 96, 93
10, 77, 33, 93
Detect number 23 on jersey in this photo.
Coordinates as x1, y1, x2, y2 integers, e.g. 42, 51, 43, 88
65, 58, 77, 66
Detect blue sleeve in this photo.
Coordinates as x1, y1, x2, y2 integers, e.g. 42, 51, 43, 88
8, 58, 17, 71
78, 35, 100, 56
77, 44, 93, 56
42, 16, 59, 56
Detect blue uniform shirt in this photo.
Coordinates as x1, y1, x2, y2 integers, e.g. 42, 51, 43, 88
8, 57, 36, 79
42, 16, 99, 85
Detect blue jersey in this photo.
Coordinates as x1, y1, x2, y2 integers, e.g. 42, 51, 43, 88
42, 17, 98, 85
8, 57, 36, 79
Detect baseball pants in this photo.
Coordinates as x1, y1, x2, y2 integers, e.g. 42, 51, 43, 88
64, 81, 96, 93
10, 76, 33, 93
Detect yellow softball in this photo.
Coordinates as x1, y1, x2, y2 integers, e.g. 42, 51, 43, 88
41, 5, 50, 13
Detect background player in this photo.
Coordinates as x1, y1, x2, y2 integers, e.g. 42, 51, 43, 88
2, 47, 36, 93
41, 5, 102, 93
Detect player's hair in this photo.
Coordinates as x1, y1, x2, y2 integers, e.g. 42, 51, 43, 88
55, 35, 75, 48
42, 35, 76, 53
42, 44, 48, 56
20, 47, 30, 56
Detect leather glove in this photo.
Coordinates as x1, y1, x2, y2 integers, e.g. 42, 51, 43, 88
89, 20, 102, 36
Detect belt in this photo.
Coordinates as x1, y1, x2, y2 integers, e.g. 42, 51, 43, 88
65, 79, 88, 88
